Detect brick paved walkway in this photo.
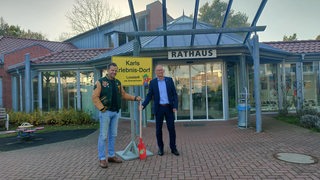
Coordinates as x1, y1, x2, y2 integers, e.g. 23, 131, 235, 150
0, 114, 319, 179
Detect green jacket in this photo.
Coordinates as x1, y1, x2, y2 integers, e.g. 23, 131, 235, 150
98, 76, 122, 110
92, 75, 136, 112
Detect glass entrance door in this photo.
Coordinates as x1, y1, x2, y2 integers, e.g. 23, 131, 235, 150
166, 65, 191, 120
165, 62, 223, 121
206, 63, 223, 119
191, 64, 207, 120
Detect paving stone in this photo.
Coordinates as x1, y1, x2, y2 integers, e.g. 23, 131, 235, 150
0, 114, 320, 179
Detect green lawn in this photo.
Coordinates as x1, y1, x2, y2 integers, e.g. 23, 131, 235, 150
275, 114, 299, 125
275, 114, 320, 132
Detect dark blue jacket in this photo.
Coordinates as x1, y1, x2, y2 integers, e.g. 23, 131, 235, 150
142, 76, 178, 115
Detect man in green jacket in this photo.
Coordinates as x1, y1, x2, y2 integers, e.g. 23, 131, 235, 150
92, 62, 141, 168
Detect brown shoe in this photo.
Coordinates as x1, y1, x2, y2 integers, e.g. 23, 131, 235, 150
108, 156, 122, 163
99, 160, 108, 168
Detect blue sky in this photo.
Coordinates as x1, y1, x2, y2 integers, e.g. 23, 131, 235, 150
0, 0, 319, 42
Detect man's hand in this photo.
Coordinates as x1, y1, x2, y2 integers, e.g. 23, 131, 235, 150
100, 106, 107, 112
139, 105, 144, 111
134, 96, 142, 101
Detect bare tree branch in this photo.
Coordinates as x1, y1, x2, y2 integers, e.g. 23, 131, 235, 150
66, 0, 120, 34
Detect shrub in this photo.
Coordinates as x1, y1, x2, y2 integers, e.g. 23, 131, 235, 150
8, 109, 94, 126
58, 109, 92, 125
297, 107, 320, 118
77, 110, 93, 124
299, 114, 320, 129
315, 120, 320, 130
8, 111, 44, 126
43, 111, 59, 125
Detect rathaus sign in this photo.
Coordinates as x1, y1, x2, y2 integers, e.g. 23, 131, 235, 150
168, 49, 217, 59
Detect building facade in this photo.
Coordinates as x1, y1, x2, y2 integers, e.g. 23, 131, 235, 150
1, 1, 320, 124
0, 1, 173, 118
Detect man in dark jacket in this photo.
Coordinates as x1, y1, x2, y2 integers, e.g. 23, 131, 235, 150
141, 64, 179, 156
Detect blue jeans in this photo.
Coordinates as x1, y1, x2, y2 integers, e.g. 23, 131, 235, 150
98, 110, 119, 160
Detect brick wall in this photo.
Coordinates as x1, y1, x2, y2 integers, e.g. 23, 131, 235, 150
1, 45, 51, 109
146, 1, 163, 31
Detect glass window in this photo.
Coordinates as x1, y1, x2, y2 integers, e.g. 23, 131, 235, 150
249, 64, 279, 112
206, 63, 223, 119
303, 62, 318, 108
138, 16, 146, 31
303, 62, 313, 72
163, 62, 223, 120
227, 62, 237, 118
167, 65, 191, 120
14, 75, 24, 111
259, 64, 278, 111
42, 71, 58, 111
128, 35, 134, 42
60, 71, 76, 110
284, 63, 297, 111
118, 32, 127, 46
106, 31, 136, 48
81, 71, 95, 115
107, 33, 115, 48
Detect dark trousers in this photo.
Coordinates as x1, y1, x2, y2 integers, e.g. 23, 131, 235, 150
155, 105, 177, 151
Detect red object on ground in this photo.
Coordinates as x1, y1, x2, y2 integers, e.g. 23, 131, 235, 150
138, 101, 147, 160
138, 137, 147, 160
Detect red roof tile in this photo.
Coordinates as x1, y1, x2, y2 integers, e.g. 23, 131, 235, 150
0, 36, 76, 54
32, 48, 111, 64
264, 40, 320, 53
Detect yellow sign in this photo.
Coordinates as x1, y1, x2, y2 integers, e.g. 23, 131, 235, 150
112, 56, 153, 86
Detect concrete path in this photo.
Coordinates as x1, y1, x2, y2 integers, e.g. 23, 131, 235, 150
0, 114, 319, 179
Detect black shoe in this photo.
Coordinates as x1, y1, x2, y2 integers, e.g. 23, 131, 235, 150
171, 149, 180, 156
158, 149, 164, 156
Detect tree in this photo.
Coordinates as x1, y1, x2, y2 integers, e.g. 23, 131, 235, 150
0, 17, 9, 35
197, 0, 249, 28
58, 32, 74, 41
316, 35, 320, 40
0, 17, 47, 40
283, 33, 297, 41
66, 0, 120, 34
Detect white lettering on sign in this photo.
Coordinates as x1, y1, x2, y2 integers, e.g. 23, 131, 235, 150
168, 49, 217, 59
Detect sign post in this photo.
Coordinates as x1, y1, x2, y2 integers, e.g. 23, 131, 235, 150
113, 56, 153, 160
